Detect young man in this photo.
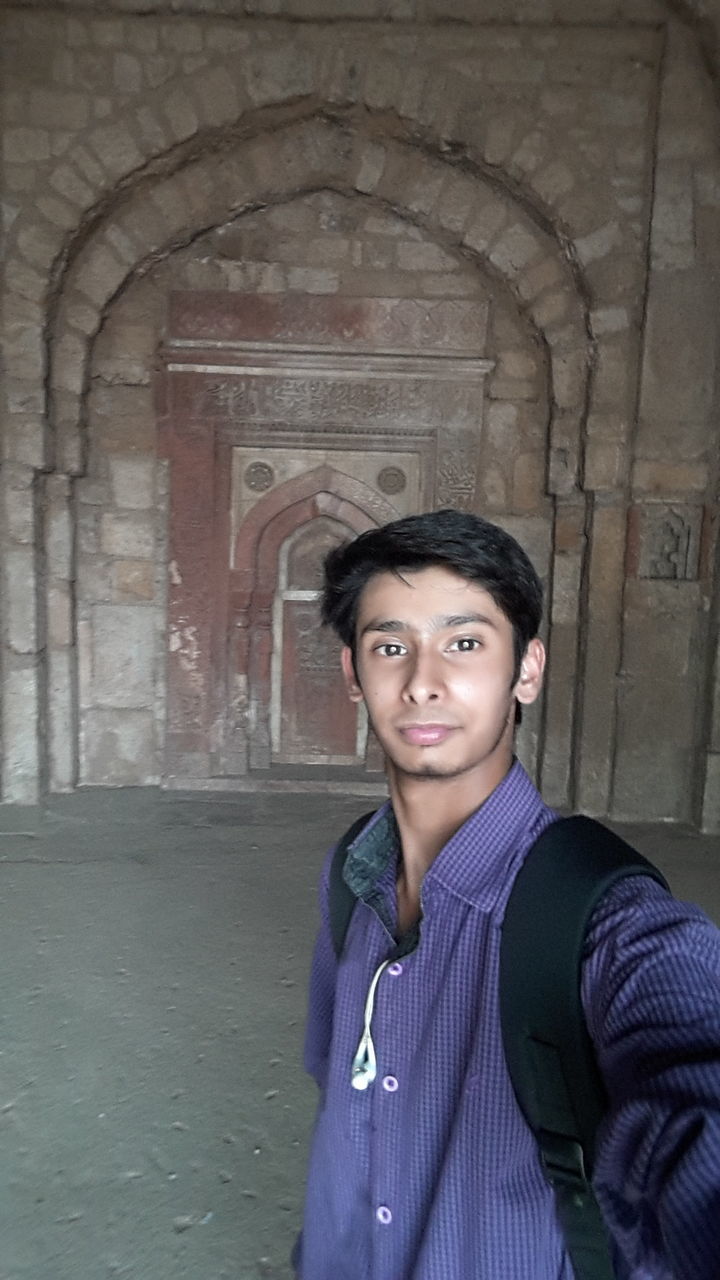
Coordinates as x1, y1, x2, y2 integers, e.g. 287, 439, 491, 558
296, 509, 720, 1280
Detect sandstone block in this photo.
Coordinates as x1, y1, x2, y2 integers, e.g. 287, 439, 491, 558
510, 129, 548, 176
420, 274, 479, 297
5, 260, 46, 303
592, 340, 635, 411
118, 202, 167, 260
554, 503, 586, 554
50, 330, 86, 396
160, 20, 202, 54
401, 165, 446, 220
2, 326, 45, 383
396, 241, 458, 272
88, 121, 143, 180
244, 45, 317, 108
91, 17, 125, 47
531, 159, 575, 205
77, 505, 100, 556
516, 258, 565, 308
550, 550, 583, 626
109, 455, 155, 510
434, 172, 477, 235
287, 267, 339, 294
133, 106, 172, 155
73, 243, 128, 308
70, 143, 105, 189
194, 66, 240, 128
100, 512, 155, 559
76, 554, 114, 604
81, 708, 157, 785
206, 25, 251, 53
574, 220, 623, 266
530, 290, 570, 328
487, 402, 519, 444
548, 443, 579, 496
76, 478, 108, 506
483, 116, 519, 167
160, 87, 199, 143
66, 16, 89, 46
37, 194, 78, 231
2, 464, 36, 543
49, 163, 95, 210
488, 376, 536, 401
103, 223, 142, 266
5, 377, 44, 417
1, 659, 40, 801
355, 142, 387, 194
17, 222, 60, 273
2, 414, 47, 468
463, 198, 508, 255
47, 647, 75, 791
113, 559, 155, 601
6, 546, 37, 653
701, 754, 720, 833
640, 270, 717, 424
512, 451, 546, 513
590, 307, 631, 336
550, 348, 586, 410
149, 177, 193, 237
632, 459, 708, 495
364, 55, 406, 111
583, 439, 627, 491
488, 221, 541, 276
3, 127, 51, 163
47, 583, 72, 647
30, 88, 89, 131
90, 604, 156, 708
651, 161, 694, 271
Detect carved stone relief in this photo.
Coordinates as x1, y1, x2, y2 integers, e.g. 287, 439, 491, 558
159, 293, 494, 784
635, 504, 703, 581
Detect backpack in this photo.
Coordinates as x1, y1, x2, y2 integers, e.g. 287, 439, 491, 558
328, 811, 670, 1280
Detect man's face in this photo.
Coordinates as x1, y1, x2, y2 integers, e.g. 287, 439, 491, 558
341, 565, 544, 790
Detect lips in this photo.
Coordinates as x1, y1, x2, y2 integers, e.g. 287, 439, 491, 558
398, 724, 456, 746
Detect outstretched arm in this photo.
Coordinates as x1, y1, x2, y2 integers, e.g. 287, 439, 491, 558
582, 877, 720, 1280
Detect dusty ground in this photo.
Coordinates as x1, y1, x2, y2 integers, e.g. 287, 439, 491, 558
0, 787, 717, 1280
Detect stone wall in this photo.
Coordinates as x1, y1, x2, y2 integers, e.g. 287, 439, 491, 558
1, 2, 719, 826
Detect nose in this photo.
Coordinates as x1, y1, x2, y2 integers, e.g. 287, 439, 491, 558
402, 649, 442, 705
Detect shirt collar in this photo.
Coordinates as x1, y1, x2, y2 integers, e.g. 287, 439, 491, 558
343, 760, 553, 917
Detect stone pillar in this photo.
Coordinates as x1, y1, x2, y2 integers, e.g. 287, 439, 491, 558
1, 463, 42, 802
44, 474, 76, 792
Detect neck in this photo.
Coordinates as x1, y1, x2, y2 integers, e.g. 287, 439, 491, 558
388, 754, 514, 904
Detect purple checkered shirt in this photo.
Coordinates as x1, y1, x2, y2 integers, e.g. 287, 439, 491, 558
297, 761, 720, 1280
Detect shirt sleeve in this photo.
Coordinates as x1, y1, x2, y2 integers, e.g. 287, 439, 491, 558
581, 876, 720, 1280
303, 849, 339, 1091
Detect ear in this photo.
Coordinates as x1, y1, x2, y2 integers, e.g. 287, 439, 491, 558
341, 646, 364, 703
514, 638, 545, 706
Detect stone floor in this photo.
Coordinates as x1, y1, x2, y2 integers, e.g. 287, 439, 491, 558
0, 787, 717, 1280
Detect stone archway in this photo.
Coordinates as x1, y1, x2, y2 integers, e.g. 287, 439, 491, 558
38, 111, 592, 801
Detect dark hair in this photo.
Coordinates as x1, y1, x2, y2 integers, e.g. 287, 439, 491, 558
321, 508, 543, 682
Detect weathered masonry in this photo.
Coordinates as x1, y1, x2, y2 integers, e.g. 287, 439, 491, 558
2, 0, 720, 827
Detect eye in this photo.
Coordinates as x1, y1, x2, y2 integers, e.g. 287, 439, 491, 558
375, 642, 406, 657
449, 636, 482, 652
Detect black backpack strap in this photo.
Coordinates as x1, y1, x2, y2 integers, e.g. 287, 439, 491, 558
499, 815, 670, 1280
328, 811, 377, 958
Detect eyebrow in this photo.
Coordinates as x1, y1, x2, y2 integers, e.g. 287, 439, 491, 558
360, 612, 499, 637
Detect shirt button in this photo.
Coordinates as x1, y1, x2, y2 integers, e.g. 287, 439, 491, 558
382, 1075, 399, 1092
387, 962, 403, 976
376, 1205, 392, 1225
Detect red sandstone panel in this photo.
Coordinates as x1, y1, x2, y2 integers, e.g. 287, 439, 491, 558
279, 599, 357, 761
168, 292, 489, 354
